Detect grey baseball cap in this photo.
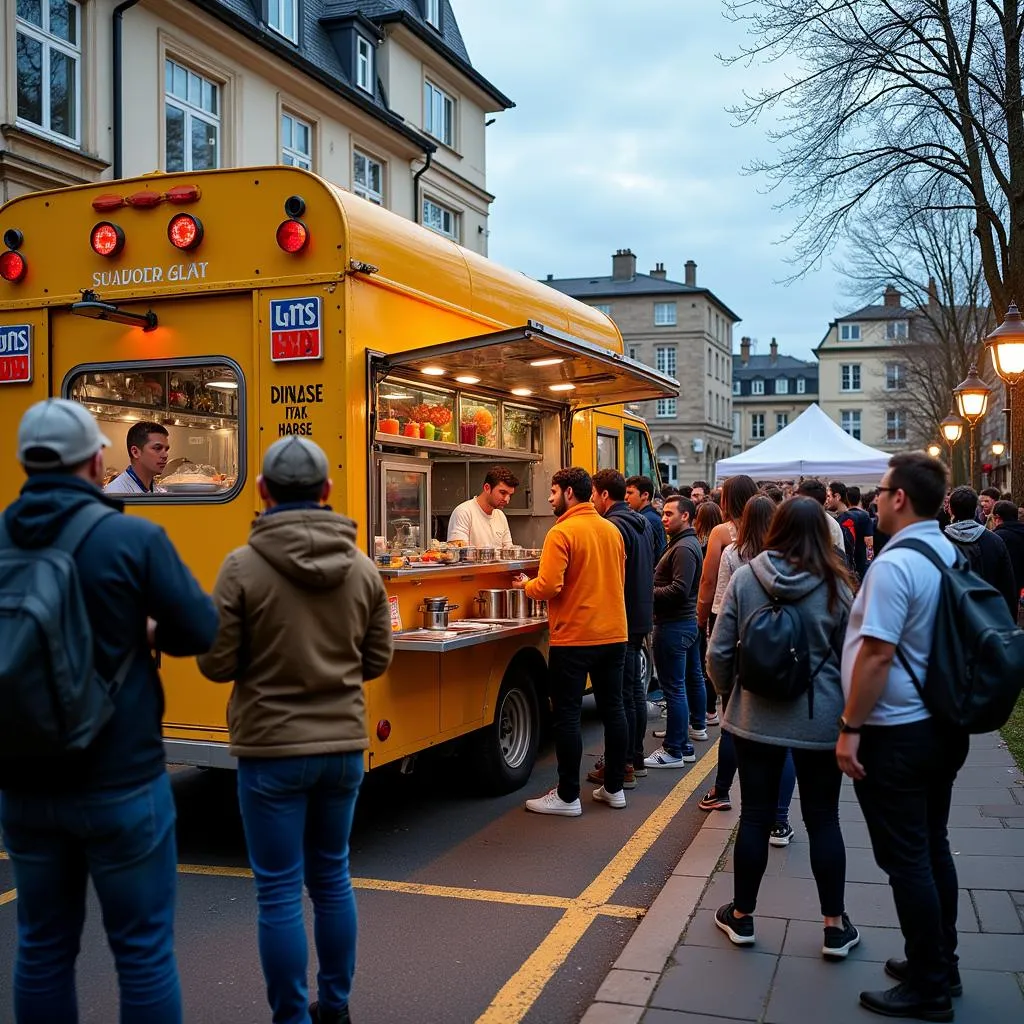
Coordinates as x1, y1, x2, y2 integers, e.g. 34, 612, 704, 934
262, 436, 329, 487
18, 398, 111, 471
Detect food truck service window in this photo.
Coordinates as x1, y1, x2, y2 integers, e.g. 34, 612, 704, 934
66, 360, 243, 501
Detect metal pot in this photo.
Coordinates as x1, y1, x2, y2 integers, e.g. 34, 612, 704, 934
473, 589, 507, 618
506, 589, 529, 619
527, 597, 548, 619
418, 596, 459, 630
477, 546, 496, 562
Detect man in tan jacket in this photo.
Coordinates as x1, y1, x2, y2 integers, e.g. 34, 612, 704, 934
198, 436, 392, 1024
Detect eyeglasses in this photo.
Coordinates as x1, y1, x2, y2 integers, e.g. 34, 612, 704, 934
875, 486, 898, 495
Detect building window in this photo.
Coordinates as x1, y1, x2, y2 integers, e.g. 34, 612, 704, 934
886, 320, 908, 340
886, 362, 906, 390
655, 398, 676, 418
796, 376, 806, 394
775, 378, 789, 395
355, 36, 374, 93
752, 378, 764, 395
886, 410, 907, 442
424, 0, 440, 28
281, 112, 312, 170
422, 196, 459, 240
267, 0, 297, 42
593, 303, 612, 315
654, 302, 677, 327
840, 323, 861, 341
751, 413, 765, 439
733, 379, 741, 395
841, 410, 862, 440
16, 0, 81, 144
733, 410, 741, 443
776, 413, 788, 432
655, 346, 677, 377
626, 344, 640, 361
165, 60, 220, 172
353, 149, 383, 204
840, 364, 861, 392
424, 80, 454, 146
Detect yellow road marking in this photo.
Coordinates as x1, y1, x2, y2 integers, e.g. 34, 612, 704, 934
475, 742, 718, 1024
0, 888, 16, 907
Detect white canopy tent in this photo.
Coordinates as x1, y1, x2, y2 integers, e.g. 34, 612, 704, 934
715, 403, 892, 485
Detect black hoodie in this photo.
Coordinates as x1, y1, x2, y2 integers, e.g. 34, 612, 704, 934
0, 475, 217, 793
604, 501, 655, 635
994, 518, 1024, 605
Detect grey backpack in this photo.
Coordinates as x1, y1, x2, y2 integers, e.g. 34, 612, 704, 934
0, 503, 133, 757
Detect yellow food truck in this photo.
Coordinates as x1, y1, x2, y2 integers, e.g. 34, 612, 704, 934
0, 167, 676, 792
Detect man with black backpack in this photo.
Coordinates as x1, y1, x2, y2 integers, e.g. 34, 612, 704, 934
0, 399, 218, 1024
837, 452, 972, 1021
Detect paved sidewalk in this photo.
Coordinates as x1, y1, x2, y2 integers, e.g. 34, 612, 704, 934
583, 731, 1024, 1023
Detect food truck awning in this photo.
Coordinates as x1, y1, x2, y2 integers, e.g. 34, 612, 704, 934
378, 321, 680, 406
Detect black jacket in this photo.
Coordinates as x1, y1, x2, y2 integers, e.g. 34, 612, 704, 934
604, 501, 654, 635
640, 503, 666, 562
994, 519, 1024, 606
653, 527, 703, 623
0, 475, 218, 793
944, 519, 1018, 620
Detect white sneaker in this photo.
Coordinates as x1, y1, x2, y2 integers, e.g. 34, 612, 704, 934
525, 788, 582, 816
690, 727, 709, 741
592, 785, 626, 809
706, 712, 720, 726
653, 728, 666, 739
644, 747, 685, 769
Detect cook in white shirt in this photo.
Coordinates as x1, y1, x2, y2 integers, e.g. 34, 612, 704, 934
447, 466, 519, 549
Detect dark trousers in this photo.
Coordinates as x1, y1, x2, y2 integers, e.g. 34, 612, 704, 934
623, 632, 648, 770
854, 718, 970, 996
732, 736, 847, 916
548, 642, 627, 801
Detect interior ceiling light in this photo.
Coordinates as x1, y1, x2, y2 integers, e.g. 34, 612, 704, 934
454, 375, 480, 384
529, 357, 565, 367
511, 387, 533, 396
206, 376, 238, 390
421, 366, 446, 376
381, 391, 412, 400
549, 383, 576, 392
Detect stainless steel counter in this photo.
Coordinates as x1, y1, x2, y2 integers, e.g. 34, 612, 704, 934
391, 617, 547, 653
377, 559, 539, 582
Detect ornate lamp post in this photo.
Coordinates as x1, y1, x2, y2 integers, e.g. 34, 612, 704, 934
986, 301, 1024, 504
992, 440, 1006, 457
927, 442, 943, 459
940, 412, 965, 482
953, 363, 993, 489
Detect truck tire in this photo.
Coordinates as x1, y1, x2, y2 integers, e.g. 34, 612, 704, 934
639, 635, 654, 691
471, 668, 540, 795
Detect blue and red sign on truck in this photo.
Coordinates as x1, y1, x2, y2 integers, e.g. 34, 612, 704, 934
0, 325, 31, 384
270, 297, 323, 362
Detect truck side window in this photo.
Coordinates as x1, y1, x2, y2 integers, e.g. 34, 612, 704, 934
67, 361, 242, 500
625, 425, 659, 488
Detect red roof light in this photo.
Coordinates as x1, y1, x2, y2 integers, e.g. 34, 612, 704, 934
91, 222, 125, 257
166, 185, 201, 204
276, 219, 309, 254
0, 250, 26, 283
168, 213, 203, 251
126, 190, 163, 209
92, 193, 125, 212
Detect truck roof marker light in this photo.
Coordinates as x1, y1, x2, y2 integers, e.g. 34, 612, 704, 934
511, 387, 533, 396
91, 222, 126, 257
276, 219, 309, 253
0, 250, 26, 283
168, 213, 203, 251
126, 190, 163, 209
530, 357, 564, 367
376, 720, 392, 742
421, 366, 445, 376
166, 185, 201, 204
92, 194, 125, 212
3, 229, 24, 250
549, 383, 576, 392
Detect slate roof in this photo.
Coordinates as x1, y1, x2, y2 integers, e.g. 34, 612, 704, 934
837, 303, 918, 321
733, 353, 817, 381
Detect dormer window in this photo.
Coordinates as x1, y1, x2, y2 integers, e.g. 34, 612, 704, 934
840, 323, 861, 341
775, 377, 789, 395
355, 35, 373, 93
424, 0, 440, 29
268, 0, 297, 43
796, 376, 806, 394
752, 378, 764, 395
886, 320, 908, 340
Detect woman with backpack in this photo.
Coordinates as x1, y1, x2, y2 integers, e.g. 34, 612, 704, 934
708, 496, 859, 958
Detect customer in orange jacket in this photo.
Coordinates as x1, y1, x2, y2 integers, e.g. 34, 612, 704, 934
513, 466, 628, 815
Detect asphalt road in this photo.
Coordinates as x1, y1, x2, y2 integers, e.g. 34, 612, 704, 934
0, 701, 718, 1024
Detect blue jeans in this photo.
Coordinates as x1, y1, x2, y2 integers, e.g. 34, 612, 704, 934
0, 773, 180, 1024
652, 619, 706, 757
237, 752, 364, 1024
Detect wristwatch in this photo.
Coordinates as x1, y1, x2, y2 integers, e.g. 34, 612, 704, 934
838, 715, 861, 734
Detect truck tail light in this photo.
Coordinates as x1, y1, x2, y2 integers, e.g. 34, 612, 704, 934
0, 250, 26, 283
376, 719, 392, 741
276, 219, 309, 253
91, 222, 125, 257
168, 213, 203, 251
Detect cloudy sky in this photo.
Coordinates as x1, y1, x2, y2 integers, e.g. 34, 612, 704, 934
456, 1, 850, 362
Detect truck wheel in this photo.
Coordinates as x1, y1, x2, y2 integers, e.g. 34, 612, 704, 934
472, 670, 540, 795
639, 635, 654, 690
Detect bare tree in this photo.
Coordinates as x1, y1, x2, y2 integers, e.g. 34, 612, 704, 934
723, 0, 1024, 311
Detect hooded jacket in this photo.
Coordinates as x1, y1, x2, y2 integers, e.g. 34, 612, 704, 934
708, 551, 851, 750
0, 475, 217, 793
944, 519, 1017, 619
604, 500, 655, 635
639, 502, 667, 562
197, 506, 393, 757
653, 527, 703, 623
993, 518, 1024, 606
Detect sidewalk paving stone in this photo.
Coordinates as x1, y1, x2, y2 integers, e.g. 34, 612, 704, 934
650, 946, 777, 1020
764, 956, 893, 1024
643, 1013, 755, 1023
969, 889, 1024, 933
946, 855, 1024, 889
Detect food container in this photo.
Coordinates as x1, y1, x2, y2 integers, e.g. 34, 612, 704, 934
402, 422, 421, 438
418, 596, 459, 631
379, 418, 400, 434
477, 546, 496, 562
527, 597, 548, 619
459, 546, 478, 562
473, 589, 507, 618
525, 548, 542, 558
506, 589, 528, 619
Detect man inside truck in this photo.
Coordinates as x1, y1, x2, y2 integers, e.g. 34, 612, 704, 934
446, 465, 519, 548
104, 422, 170, 495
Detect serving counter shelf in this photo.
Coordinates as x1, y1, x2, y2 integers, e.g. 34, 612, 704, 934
392, 617, 547, 653
377, 558, 539, 581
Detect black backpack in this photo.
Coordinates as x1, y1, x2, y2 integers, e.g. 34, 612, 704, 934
734, 577, 832, 717
890, 538, 1024, 733
0, 502, 134, 757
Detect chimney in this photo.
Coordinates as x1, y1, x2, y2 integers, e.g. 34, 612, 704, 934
770, 337, 778, 364
546, 273, 553, 281
611, 248, 637, 282
740, 336, 751, 366
883, 284, 902, 308
650, 262, 666, 280
684, 259, 697, 287
927, 276, 939, 308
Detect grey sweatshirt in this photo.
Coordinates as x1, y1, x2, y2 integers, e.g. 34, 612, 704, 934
707, 551, 852, 750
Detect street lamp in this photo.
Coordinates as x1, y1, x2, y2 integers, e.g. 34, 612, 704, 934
940, 411, 965, 480
927, 443, 943, 459
953, 363, 993, 488
986, 301, 1024, 504
992, 440, 1006, 457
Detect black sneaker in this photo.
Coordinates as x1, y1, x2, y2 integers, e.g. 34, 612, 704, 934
714, 902, 755, 945
769, 822, 794, 847
859, 983, 953, 1022
310, 1002, 351, 1024
822, 913, 860, 959
885, 958, 963, 997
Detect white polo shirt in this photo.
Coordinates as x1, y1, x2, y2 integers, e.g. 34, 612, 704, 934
841, 519, 956, 726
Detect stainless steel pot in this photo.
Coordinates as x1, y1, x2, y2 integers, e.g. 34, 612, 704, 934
418, 596, 459, 630
473, 589, 507, 618
505, 589, 528, 619
527, 597, 548, 619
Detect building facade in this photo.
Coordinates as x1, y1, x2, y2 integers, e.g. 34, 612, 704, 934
731, 337, 818, 452
544, 250, 739, 486
1, 0, 510, 250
